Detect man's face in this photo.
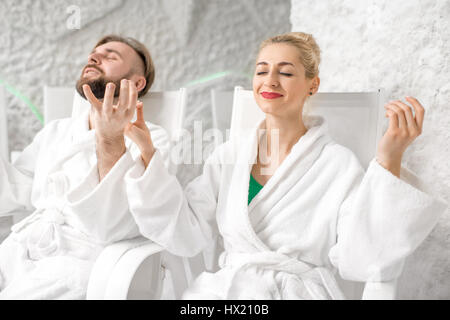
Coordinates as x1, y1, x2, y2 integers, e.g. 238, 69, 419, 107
76, 41, 142, 100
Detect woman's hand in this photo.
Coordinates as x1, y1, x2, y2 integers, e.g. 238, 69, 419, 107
376, 97, 425, 178
124, 101, 155, 168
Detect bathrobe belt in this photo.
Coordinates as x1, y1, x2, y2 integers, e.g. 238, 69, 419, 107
11, 206, 66, 260
219, 251, 345, 300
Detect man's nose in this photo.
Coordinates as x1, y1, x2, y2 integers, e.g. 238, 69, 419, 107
88, 53, 101, 65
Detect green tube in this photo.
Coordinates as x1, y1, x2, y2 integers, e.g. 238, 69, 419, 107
184, 71, 252, 88
0, 79, 44, 125
0, 71, 253, 126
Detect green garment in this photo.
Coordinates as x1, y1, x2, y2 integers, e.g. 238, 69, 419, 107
248, 174, 264, 205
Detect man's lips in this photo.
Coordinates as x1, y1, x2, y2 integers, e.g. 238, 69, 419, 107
261, 92, 283, 99
84, 67, 102, 75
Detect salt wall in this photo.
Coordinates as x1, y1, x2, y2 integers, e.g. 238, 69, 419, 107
291, 0, 450, 299
0, 0, 291, 238
1, 0, 448, 300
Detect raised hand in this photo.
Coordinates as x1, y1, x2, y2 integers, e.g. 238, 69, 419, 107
82, 79, 139, 180
376, 96, 425, 177
125, 101, 155, 168
83, 79, 138, 143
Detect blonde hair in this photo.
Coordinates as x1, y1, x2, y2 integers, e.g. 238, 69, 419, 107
259, 32, 321, 79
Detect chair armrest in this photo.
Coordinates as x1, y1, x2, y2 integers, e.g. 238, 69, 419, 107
87, 237, 164, 300
160, 253, 193, 299
362, 280, 397, 300
12, 210, 33, 224
0, 209, 32, 224
10, 151, 22, 163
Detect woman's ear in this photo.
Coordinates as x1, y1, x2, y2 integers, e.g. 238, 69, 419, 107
311, 76, 320, 95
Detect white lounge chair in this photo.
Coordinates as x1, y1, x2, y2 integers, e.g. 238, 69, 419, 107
210, 89, 234, 146
4, 86, 189, 299
43, 87, 187, 175
231, 87, 398, 299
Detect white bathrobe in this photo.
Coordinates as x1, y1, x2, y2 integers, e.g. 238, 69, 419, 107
0, 110, 170, 299
126, 116, 447, 299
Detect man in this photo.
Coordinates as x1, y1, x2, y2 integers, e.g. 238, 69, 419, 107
0, 35, 169, 299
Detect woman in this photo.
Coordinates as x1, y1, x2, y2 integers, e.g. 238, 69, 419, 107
123, 32, 446, 299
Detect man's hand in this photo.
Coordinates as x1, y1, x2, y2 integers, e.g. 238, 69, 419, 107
83, 79, 138, 180
83, 79, 138, 142
376, 96, 425, 178
125, 102, 155, 168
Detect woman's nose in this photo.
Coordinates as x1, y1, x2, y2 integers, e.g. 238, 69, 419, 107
265, 73, 279, 87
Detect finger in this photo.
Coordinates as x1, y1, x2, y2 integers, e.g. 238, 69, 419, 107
118, 79, 130, 111
124, 122, 133, 134
385, 110, 393, 118
390, 100, 418, 131
126, 80, 138, 117
124, 124, 140, 141
136, 101, 145, 124
386, 109, 399, 131
82, 85, 102, 111
385, 103, 407, 129
129, 81, 138, 109
103, 83, 116, 115
406, 96, 425, 133
129, 102, 142, 124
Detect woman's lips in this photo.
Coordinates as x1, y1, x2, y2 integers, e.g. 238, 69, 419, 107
261, 92, 283, 99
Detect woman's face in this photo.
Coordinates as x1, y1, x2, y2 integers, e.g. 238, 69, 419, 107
253, 43, 318, 118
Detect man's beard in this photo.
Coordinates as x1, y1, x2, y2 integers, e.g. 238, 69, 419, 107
76, 74, 122, 101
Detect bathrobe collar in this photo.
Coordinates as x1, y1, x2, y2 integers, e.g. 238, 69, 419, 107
221, 115, 333, 253
248, 116, 332, 210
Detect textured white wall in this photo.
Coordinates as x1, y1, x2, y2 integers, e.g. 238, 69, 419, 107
0, 0, 291, 237
291, 0, 450, 299
1, 0, 290, 152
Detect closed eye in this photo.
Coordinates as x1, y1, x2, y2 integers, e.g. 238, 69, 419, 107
256, 72, 293, 76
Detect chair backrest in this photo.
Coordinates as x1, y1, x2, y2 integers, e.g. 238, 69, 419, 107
226, 86, 396, 299
230, 87, 385, 169
44, 86, 187, 143
43, 87, 76, 126
44, 86, 187, 175
210, 89, 234, 139
0, 86, 8, 160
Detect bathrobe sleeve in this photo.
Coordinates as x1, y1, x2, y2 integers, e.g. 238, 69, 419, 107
124, 142, 227, 257
328, 152, 447, 282
65, 124, 171, 242
0, 129, 44, 216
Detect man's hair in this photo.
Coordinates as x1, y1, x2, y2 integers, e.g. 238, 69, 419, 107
95, 35, 155, 97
